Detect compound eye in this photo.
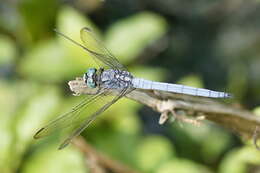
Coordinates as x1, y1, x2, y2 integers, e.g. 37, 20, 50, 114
83, 73, 88, 83
86, 78, 96, 88
86, 68, 97, 77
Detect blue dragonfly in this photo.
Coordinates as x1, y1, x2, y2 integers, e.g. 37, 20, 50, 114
34, 27, 232, 149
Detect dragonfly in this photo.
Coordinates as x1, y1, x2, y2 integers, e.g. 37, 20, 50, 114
34, 27, 232, 149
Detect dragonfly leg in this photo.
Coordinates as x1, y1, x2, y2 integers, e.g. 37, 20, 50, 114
159, 111, 169, 124
92, 87, 101, 95
169, 109, 204, 127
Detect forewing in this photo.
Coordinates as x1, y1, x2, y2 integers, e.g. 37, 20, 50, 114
33, 90, 107, 139
58, 87, 132, 149
80, 27, 127, 71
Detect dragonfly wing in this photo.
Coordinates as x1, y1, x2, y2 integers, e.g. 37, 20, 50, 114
33, 90, 108, 139
58, 87, 132, 149
80, 27, 127, 71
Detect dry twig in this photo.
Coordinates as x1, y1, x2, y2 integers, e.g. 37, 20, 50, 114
69, 77, 260, 147
73, 136, 139, 173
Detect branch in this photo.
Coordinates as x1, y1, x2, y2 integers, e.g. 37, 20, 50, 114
72, 136, 139, 173
68, 78, 260, 144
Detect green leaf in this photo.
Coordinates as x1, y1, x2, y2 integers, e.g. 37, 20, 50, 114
0, 81, 61, 172
56, 6, 100, 68
19, 0, 58, 42
19, 6, 106, 82
219, 146, 260, 173
102, 98, 141, 135
131, 66, 167, 82
178, 74, 204, 88
105, 12, 168, 64
0, 35, 16, 65
253, 106, 260, 116
21, 145, 86, 173
15, 85, 61, 146
0, 80, 18, 173
156, 159, 212, 173
19, 39, 86, 82
135, 135, 175, 172
57, 6, 99, 39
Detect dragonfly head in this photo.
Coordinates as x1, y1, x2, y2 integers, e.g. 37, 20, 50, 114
83, 68, 97, 88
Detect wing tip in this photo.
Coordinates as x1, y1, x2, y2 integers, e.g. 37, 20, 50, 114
33, 127, 45, 139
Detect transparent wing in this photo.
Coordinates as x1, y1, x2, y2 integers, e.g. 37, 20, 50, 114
80, 27, 127, 71
54, 28, 127, 71
58, 87, 131, 149
34, 90, 106, 139
34, 88, 131, 149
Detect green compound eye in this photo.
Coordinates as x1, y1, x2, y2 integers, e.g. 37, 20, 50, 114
87, 78, 96, 88
85, 68, 97, 88
87, 68, 96, 77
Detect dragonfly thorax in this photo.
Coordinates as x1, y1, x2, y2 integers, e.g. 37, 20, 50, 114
100, 69, 133, 89
83, 68, 98, 88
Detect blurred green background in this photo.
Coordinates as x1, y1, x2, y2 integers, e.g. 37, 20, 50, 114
1, 0, 260, 173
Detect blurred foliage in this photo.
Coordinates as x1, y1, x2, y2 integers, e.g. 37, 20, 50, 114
0, 0, 260, 173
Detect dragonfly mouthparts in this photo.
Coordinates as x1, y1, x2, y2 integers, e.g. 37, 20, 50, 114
68, 78, 100, 96
68, 79, 85, 96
